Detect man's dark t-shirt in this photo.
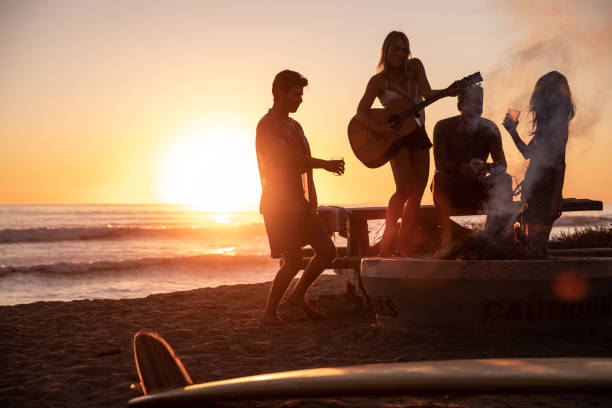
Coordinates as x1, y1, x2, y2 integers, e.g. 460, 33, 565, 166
256, 109, 317, 214
432, 115, 506, 211
433, 115, 503, 173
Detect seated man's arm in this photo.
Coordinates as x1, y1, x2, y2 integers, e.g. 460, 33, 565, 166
433, 121, 456, 174
488, 122, 507, 172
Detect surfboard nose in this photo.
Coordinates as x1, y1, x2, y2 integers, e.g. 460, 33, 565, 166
133, 331, 193, 395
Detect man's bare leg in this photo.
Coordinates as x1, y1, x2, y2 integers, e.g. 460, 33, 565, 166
263, 248, 302, 324
287, 237, 336, 320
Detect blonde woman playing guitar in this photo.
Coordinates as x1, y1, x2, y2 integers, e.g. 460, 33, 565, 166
355, 31, 459, 256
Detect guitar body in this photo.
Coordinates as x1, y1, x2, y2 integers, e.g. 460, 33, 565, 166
348, 101, 420, 169
348, 71, 483, 169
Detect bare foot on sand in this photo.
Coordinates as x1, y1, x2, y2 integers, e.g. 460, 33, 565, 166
262, 312, 284, 325
286, 296, 325, 320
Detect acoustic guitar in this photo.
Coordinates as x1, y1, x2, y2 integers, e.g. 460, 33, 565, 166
347, 72, 483, 168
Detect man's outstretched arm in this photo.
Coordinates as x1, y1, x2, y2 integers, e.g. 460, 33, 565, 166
257, 125, 344, 175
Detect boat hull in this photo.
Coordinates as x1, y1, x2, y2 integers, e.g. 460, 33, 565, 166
361, 257, 612, 332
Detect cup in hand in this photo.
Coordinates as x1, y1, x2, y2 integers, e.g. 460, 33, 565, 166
331, 157, 344, 176
508, 108, 521, 122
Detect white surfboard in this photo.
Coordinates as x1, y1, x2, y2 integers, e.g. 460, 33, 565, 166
129, 332, 612, 407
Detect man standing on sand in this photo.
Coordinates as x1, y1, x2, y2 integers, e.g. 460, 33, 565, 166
432, 84, 510, 258
256, 70, 345, 324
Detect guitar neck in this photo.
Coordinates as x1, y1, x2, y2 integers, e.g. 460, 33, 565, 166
399, 88, 449, 121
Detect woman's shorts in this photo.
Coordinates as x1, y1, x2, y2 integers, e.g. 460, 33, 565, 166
400, 125, 432, 149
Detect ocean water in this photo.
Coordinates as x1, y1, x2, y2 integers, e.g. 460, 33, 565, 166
1, 204, 610, 305
0, 205, 277, 305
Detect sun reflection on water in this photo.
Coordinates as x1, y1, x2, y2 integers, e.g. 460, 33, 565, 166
216, 246, 236, 255
212, 213, 232, 224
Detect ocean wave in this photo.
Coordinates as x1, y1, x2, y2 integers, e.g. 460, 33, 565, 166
2, 214, 607, 248
451, 214, 612, 229
0, 224, 266, 244
554, 215, 612, 227
0, 254, 275, 277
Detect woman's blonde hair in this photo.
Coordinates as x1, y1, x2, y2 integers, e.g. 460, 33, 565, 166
377, 31, 412, 74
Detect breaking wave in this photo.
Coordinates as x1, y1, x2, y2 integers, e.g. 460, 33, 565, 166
554, 215, 612, 227
0, 254, 275, 277
0, 224, 266, 244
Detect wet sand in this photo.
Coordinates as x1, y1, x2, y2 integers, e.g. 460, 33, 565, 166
1, 274, 611, 407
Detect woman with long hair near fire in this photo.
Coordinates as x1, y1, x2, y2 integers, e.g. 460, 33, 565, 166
356, 31, 450, 256
503, 71, 575, 258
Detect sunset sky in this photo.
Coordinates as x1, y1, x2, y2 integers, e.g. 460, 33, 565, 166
1, 0, 610, 211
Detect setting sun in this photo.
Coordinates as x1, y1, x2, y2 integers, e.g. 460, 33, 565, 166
156, 122, 261, 211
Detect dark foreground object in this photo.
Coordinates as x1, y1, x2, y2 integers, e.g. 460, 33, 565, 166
133, 332, 192, 394
129, 332, 612, 407
2, 275, 611, 408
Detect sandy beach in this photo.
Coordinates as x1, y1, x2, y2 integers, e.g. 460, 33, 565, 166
1, 274, 611, 408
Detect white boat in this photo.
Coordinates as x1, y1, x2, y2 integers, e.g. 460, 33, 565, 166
361, 257, 612, 332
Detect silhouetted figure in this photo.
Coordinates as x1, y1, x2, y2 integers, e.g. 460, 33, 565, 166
256, 70, 345, 324
432, 85, 509, 258
356, 31, 454, 256
503, 71, 574, 258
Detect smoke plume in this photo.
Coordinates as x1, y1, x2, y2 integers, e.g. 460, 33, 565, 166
483, 0, 612, 179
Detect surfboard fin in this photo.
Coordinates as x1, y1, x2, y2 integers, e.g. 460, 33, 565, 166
133, 331, 193, 395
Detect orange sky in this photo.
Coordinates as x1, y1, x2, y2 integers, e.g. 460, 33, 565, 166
1, 0, 610, 210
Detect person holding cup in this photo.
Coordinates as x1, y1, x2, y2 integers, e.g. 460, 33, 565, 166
256, 70, 345, 324
432, 84, 509, 258
503, 71, 574, 258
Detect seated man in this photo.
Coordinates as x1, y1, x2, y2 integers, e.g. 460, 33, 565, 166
432, 85, 510, 257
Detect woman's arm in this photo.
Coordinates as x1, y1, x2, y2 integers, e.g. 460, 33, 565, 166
502, 114, 534, 159
356, 75, 381, 130
356, 75, 399, 136
410, 58, 443, 99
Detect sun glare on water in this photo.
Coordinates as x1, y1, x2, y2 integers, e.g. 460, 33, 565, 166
157, 122, 261, 212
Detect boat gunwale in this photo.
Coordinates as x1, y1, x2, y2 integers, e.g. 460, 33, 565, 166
361, 257, 612, 280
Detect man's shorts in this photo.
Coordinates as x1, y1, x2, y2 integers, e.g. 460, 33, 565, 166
433, 171, 514, 213
433, 172, 486, 211
263, 211, 331, 258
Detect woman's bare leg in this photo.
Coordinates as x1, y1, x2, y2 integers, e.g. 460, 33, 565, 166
379, 148, 413, 256
396, 148, 430, 256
